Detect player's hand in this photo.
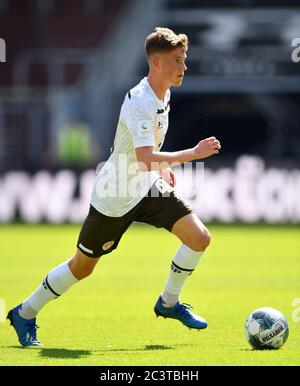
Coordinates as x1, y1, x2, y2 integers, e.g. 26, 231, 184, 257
193, 137, 221, 160
159, 168, 176, 187
168, 168, 176, 187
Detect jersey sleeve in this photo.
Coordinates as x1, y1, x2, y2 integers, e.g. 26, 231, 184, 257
123, 99, 155, 149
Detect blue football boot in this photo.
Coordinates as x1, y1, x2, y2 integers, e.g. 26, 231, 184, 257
7, 304, 42, 347
154, 296, 208, 330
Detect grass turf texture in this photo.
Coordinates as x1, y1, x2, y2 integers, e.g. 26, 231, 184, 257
0, 224, 299, 366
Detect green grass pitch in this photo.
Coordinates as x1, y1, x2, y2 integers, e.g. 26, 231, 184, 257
0, 224, 299, 366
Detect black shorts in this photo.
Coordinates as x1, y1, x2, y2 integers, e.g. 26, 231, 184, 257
77, 182, 192, 258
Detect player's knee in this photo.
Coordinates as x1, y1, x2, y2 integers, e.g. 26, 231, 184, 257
76, 265, 96, 280
68, 263, 96, 280
191, 229, 211, 252
68, 251, 99, 280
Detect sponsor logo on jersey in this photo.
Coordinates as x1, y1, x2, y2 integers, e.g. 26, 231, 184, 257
138, 120, 152, 136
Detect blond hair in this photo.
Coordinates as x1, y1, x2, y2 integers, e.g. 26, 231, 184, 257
145, 27, 188, 59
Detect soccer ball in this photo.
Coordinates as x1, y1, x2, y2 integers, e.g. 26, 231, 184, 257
244, 307, 289, 350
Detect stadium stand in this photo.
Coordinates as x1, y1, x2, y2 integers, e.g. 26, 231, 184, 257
0, 0, 300, 172
0, 0, 131, 170
0, 0, 128, 87
159, 0, 300, 160
0, 0, 300, 224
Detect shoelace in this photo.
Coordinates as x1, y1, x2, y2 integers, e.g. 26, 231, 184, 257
28, 324, 40, 342
179, 303, 194, 319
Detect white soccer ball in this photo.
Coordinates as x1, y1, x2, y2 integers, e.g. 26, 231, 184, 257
244, 307, 289, 350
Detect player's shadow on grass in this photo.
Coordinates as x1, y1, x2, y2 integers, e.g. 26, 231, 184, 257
39, 345, 173, 359
94, 345, 173, 353
144, 344, 172, 350
40, 348, 91, 359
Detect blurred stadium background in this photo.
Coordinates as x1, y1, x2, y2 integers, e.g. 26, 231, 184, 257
1, 0, 300, 366
0, 0, 300, 225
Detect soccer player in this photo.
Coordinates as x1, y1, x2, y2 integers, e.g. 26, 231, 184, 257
7, 27, 221, 346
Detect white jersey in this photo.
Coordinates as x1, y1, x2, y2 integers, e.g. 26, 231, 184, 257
91, 77, 171, 217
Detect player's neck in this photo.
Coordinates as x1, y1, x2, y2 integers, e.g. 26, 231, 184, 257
147, 74, 168, 102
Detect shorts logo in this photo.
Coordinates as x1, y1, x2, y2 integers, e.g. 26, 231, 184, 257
102, 241, 115, 251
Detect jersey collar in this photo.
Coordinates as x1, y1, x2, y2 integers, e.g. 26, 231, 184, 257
143, 77, 169, 107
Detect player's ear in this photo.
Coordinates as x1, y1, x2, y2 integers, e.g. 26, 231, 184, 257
150, 54, 161, 70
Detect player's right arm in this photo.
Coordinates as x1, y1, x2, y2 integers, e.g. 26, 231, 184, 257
135, 136, 221, 171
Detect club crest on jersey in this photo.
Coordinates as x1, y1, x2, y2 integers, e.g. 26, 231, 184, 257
102, 241, 115, 251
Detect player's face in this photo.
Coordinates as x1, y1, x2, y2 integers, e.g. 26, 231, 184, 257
160, 47, 188, 87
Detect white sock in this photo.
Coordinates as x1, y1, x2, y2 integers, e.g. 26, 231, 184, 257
19, 261, 78, 320
161, 244, 204, 307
